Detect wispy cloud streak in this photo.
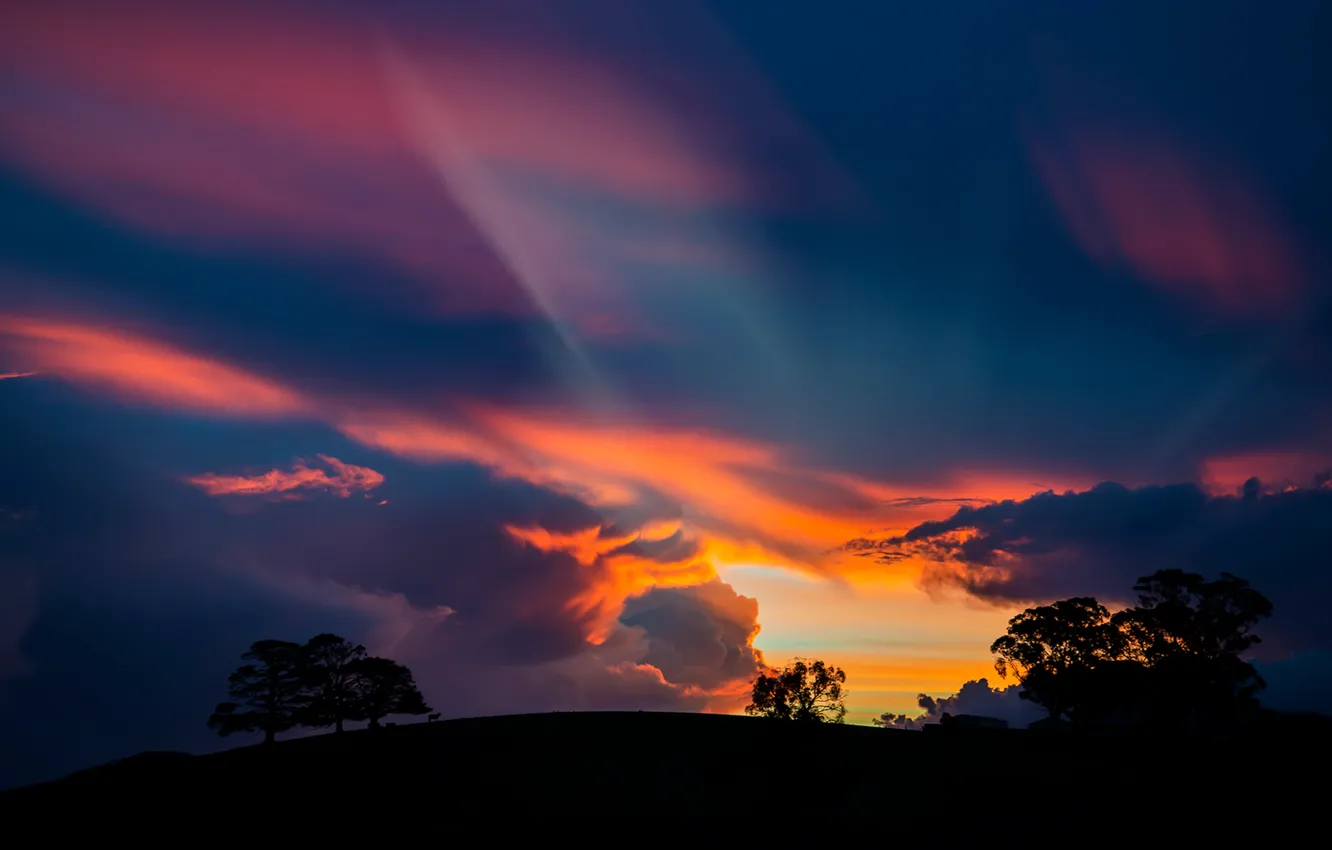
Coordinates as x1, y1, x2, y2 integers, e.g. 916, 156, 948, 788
185, 455, 384, 500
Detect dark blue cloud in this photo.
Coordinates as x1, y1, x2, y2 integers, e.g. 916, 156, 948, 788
619, 580, 762, 691
882, 480, 1332, 656
876, 677, 1046, 730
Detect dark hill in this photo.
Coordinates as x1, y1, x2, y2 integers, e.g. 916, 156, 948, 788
3, 710, 1328, 825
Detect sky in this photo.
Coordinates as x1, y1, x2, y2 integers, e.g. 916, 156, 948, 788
1, 0, 1330, 787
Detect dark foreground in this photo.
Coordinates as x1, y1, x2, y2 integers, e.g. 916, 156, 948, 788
3, 710, 1328, 826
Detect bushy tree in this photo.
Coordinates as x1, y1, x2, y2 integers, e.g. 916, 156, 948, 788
989, 571, 1275, 733
301, 633, 368, 733
208, 633, 438, 739
351, 657, 432, 728
208, 640, 308, 744
1114, 569, 1272, 665
990, 597, 1118, 724
746, 659, 848, 723
1112, 569, 1273, 729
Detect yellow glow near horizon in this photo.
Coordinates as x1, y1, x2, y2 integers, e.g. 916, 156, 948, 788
716, 562, 1018, 723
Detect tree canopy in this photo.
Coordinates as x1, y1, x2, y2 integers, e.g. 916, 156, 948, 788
746, 659, 848, 723
351, 657, 432, 727
989, 569, 1274, 732
990, 596, 1117, 723
208, 633, 431, 743
207, 640, 308, 744
302, 633, 369, 733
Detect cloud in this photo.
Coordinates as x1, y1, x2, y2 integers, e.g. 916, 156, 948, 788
185, 455, 384, 500
387, 576, 765, 721
0, 0, 850, 341
502, 520, 718, 646
875, 678, 1045, 730
0, 313, 310, 417
619, 579, 764, 697
0, 309, 1089, 586
875, 477, 1332, 655
172, 455, 747, 706
0, 372, 38, 380
1201, 451, 1332, 496
1028, 125, 1306, 318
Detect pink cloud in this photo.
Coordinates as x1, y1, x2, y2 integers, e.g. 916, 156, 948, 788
0, 0, 839, 341
0, 1, 764, 204
185, 455, 385, 500
1028, 126, 1305, 318
0, 372, 38, 380
1200, 451, 1332, 495
0, 313, 310, 417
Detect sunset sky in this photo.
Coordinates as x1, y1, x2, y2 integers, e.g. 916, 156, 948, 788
2, 0, 1331, 788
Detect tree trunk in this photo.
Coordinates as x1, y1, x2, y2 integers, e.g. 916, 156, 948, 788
335, 716, 344, 734
263, 726, 275, 745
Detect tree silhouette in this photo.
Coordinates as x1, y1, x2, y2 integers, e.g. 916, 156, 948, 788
746, 659, 848, 723
301, 633, 368, 733
985, 572, 1275, 733
351, 657, 432, 728
1112, 569, 1273, 730
1115, 569, 1272, 664
990, 597, 1117, 725
207, 640, 308, 744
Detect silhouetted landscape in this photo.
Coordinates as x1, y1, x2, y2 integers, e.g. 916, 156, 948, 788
6, 709, 1329, 822
6, 566, 1330, 824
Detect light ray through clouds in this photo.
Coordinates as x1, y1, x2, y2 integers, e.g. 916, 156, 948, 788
376, 38, 605, 403
373, 2, 833, 430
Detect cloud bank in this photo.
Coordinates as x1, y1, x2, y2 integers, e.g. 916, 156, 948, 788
876, 678, 1045, 730
874, 477, 1332, 655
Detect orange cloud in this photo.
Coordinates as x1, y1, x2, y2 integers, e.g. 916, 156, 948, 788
186, 455, 385, 500
335, 415, 515, 470
0, 314, 310, 417
504, 524, 640, 568
473, 407, 873, 556
505, 521, 717, 644
334, 401, 1096, 584
1, 309, 1082, 593
336, 413, 641, 506
341, 405, 861, 572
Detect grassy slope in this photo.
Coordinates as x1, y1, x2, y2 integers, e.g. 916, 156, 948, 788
2, 710, 1328, 822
